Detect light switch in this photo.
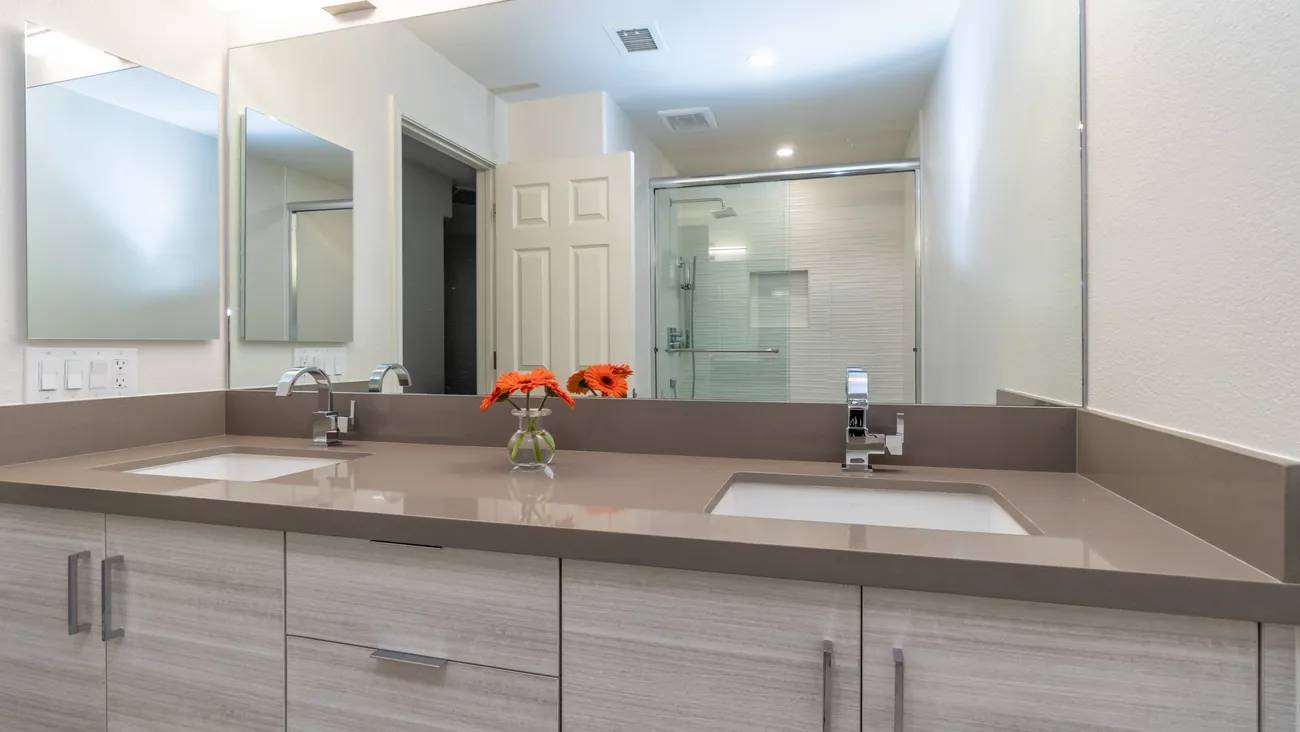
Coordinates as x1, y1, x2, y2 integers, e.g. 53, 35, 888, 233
39, 359, 60, 391
65, 360, 84, 390
88, 360, 109, 389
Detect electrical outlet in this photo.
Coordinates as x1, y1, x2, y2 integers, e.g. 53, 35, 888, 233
25, 347, 137, 402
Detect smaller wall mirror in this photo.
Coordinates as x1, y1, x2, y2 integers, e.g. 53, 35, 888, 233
25, 24, 219, 340
241, 108, 355, 343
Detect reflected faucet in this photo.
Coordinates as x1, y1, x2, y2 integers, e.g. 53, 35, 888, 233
368, 363, 412, 393
843, 367, 904, 472
275, 366, 352, 446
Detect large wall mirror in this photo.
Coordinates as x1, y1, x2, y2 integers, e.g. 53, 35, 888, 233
228, 0, 1083, 406
25, 25, 219, 340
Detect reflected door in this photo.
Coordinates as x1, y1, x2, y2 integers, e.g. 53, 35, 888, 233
494, 152, 634, 381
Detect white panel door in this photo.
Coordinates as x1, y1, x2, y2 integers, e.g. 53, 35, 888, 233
494, 152, 634, 380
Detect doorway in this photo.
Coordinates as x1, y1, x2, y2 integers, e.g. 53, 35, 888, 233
400, 122, 491, 394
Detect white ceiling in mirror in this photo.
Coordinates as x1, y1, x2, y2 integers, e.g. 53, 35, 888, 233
402, 0, 962, 174
55, 67, 219, 137
244, 108, 353, 185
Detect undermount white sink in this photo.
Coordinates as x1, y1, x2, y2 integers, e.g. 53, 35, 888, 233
709, 473, 1033, 535
127, 451, 351, 482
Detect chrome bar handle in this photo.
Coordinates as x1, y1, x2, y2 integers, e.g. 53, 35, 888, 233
665, 347, 780, 354
822, 640, 833, 732
370, 648, 447, 669
101, 555, 125, 641
893, 647, 905, 732
67, 551, 90, 635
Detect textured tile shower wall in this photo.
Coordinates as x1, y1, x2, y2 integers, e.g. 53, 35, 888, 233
665, 174, 914, 403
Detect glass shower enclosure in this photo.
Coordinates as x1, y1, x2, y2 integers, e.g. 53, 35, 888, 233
653, 168, 918, 403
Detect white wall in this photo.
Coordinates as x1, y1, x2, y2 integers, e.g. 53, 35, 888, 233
915, 0, 1082, 405
0, 0, 229, 403
507, 92, 605, 161
227, 21, 501, 388
1086, 0, 1300, 459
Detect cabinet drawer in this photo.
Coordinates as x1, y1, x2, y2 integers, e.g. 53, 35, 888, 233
286, 533, 558, 675
287, 636, 558, 732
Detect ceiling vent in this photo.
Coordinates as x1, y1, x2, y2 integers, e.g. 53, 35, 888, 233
658, 107, 718, 133
321, 1, 375, 16
605, 24, 665, 55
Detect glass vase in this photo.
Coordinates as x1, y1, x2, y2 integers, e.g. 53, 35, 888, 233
507, 408, 555, 469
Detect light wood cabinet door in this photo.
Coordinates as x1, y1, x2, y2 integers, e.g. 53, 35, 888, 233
1262, 623, 1299, 731
286, 636, 558, 732
287, 533, 559, 675
862, 588, 1258, 731
104, 516, 284, 732
0, 504, 106, 732
562, 560, 860, 732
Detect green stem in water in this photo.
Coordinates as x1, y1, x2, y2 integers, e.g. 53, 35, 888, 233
508, 432, 522, 461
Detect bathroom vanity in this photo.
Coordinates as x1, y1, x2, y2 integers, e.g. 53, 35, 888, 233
0, 428, 1293, 732
8, 0, 1299, 729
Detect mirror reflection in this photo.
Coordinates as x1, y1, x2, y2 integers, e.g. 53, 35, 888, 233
228, 0, 1082, 406
25, 25, 219, 340
241, 108, 355, 344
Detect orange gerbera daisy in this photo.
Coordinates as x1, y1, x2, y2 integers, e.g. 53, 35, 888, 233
480, 368, 574, 411
566, 370, 590, 395
583, 363, 629, 398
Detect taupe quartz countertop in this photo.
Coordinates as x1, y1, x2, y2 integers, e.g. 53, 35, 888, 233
0, 435, 1294, 623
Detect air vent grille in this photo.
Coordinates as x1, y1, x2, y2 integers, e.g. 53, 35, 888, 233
658, 107, 718, 133
615, 27, 659, 53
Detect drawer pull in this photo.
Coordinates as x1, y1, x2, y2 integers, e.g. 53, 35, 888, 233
893, 646, 905, 732
370, 648, 448, 669
101, 555, 125, 641
822, 640, 833, 732
67, 551, 91, 635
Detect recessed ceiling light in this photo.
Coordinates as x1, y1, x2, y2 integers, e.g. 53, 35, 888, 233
775, 145, 795, 158
747, 50, 775, 68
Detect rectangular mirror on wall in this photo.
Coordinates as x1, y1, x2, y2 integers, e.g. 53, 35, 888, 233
240, 107, 355, 344
226, 0, 1083, 406
25, 24, 219, 340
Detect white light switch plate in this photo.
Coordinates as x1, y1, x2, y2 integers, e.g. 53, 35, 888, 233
292, 347, 347, 380
25, 347, 138, 403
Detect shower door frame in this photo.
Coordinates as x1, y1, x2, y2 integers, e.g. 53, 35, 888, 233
649, 159, 924, 403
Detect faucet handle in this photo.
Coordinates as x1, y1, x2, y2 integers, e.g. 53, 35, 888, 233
337, 399, 358, 434
886, 412, 905, 456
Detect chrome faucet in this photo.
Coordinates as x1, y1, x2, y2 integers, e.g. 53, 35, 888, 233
368, 363, 412, 392
275, 366, 354, 446
843, 367, 904, 472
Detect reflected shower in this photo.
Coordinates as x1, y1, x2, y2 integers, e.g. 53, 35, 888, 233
669, 196, 736, 218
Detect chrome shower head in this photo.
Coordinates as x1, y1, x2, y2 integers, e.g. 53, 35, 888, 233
711, 206, 737, 219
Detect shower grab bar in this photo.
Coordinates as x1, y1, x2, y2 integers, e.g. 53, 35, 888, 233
665, 346, 780, 354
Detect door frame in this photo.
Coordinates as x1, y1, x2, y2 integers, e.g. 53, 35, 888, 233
649, 159, 924, 402
396, 114, 497, 394
286, 199, 353, 342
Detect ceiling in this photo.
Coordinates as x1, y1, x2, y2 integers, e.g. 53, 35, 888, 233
403, 0, 960, 175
